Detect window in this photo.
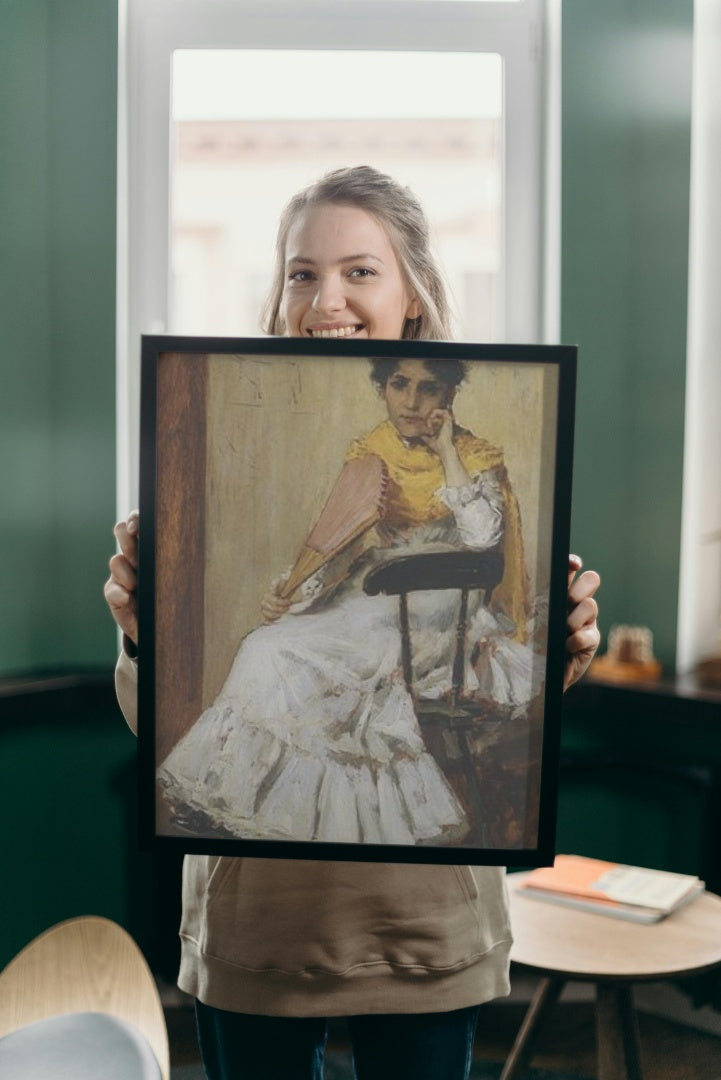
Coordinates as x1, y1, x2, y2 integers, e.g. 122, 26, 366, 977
170, 49, 503, 340
118, 0, 557, 509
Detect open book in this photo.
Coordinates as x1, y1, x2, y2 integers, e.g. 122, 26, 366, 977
514, 854, 705, 923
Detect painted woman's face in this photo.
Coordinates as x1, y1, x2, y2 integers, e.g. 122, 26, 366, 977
281, 203, 421, 340
380, 359, 453, 440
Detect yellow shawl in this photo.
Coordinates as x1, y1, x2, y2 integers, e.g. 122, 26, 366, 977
345, 421, 530, 641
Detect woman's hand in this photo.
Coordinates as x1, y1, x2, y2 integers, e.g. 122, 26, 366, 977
421, 408, 455, 457
104, 510, 139, 646
564, 554, 601, 690
261, 575, 293, 624
422, 409, 471, 489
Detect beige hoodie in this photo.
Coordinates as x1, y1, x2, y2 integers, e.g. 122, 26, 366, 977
116, 651, 512, 1016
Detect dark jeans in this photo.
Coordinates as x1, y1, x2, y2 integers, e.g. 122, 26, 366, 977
195, 1000, 481, 1080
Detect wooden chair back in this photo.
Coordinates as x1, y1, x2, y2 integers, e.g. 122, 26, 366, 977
363, 548, 504, 701
0, 916, 169, 1080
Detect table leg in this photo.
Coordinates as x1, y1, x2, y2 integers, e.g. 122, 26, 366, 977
500, 976, 565, 1080
596, 982, 643, 1080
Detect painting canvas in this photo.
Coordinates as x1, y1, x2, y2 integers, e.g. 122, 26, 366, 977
138, 336, 576, 865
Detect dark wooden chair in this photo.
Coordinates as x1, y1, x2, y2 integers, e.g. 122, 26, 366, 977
363, 548, 505, 844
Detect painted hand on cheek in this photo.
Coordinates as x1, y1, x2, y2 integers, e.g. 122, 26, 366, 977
421, 409, 455, 455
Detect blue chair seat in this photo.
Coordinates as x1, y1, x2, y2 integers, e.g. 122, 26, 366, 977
0, 1011, 162, 1079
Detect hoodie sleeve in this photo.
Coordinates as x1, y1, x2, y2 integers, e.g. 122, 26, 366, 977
115, 647, 139, 736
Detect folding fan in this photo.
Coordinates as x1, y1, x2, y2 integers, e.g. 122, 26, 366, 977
279, 454, 388, 599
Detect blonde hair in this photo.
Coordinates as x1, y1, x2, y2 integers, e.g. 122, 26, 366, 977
262, 166, 453, 340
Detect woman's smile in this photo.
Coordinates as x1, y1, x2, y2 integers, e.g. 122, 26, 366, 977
281, 204, 421, 340
307, 323, 364, 339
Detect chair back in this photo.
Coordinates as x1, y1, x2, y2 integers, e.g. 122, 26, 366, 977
363, 548, 504, 697
0, 916, 169, 1079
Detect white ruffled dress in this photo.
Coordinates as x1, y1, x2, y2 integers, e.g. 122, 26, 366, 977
157, 469, 538, 845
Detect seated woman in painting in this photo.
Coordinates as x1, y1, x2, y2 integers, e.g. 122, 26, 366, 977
157, 350, 536, 847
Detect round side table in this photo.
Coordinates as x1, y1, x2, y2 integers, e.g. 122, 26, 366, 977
502, 873, 721, 1080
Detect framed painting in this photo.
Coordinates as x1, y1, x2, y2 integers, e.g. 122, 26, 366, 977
137, 336, 576, 865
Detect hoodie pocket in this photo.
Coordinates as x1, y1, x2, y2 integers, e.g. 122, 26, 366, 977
453, 864, 480, 906
181, 856, 509, 976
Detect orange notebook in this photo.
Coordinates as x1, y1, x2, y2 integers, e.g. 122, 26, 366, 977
515, 855, 704, 923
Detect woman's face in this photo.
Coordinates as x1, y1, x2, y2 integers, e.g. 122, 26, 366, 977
380, 359, 453, 440
281, 203, 421, 340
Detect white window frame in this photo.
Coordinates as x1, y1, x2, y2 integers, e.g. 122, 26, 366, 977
117, 0, 559, 511
677, 0, 721, 674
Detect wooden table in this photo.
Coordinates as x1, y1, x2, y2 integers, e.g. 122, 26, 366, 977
503, 873, 721, 1080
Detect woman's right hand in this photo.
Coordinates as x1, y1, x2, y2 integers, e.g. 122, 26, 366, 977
260, 574, 292, 624
104, 510, 139, 646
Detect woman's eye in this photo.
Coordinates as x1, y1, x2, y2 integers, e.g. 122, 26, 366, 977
349, 267, 375, 279
288, 270, 313, 283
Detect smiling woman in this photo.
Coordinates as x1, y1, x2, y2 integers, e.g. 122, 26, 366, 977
282, 204, 421, 340
263, 166, 451, 341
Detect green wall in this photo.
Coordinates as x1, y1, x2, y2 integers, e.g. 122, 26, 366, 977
0, 683, 183, 974
0, 0, 130, 970
0, 0, 118, 675
562, 0, 693, 669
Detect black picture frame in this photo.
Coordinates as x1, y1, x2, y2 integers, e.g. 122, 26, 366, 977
138, 335, 576, 866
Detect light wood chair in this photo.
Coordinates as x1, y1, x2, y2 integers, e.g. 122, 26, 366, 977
0, 915, 169, 1079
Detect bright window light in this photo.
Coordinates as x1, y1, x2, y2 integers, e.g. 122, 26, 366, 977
172, 50, 502, 121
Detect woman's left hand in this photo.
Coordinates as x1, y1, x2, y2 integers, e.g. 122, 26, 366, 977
564, 554, 601, 690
